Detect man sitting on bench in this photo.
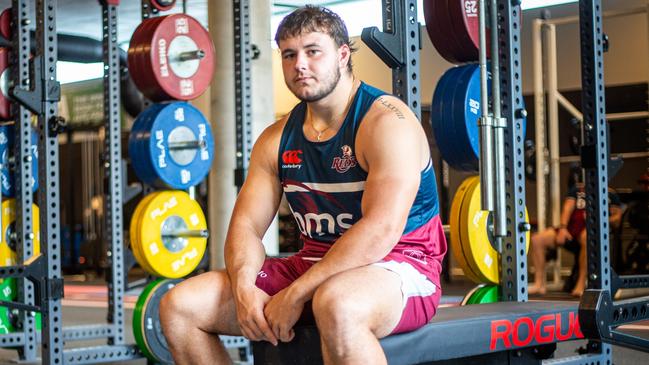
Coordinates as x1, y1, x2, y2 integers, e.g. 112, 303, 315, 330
529, 170, 621, 297
159, 5, 447, 365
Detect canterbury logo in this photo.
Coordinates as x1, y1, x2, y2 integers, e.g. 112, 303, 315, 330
282, 150, 303, 164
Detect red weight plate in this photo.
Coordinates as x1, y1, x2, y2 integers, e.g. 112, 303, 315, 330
0, 8, 11, 40
138, 18, 169, 101
0, 48, 10, 120
150, 0, 176, 12
447, 0, 490, 61
423, 0, 462, 64
128, 17, 165, 98
148, 14, 215, 101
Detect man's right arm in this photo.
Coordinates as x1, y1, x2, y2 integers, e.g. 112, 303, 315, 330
225, 120, 284, 290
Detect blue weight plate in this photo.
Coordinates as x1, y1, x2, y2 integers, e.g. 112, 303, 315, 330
443, 64, 476, 171
146, 102, 214, 189
431, 66, 462, 168
129, 105, 157, 183
136, 104, 167, 186
442, 66, 472, 169
0, 126, 39, 197
129, 104, 165, 185
453, 64, 484, 171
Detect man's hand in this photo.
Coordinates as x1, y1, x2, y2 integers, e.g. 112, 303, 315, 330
556, 227, 573, 245
233, 286, 278, 345
264, 287, 305, 342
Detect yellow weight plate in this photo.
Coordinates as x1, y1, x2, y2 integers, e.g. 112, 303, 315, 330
449, 176, 482, 283
130, 192, 161, 275
134, 192, 165, 276
136, 191, 177, 277
459, 179, 530, 284
0, 199, 40, 265
137, 191, 207, 279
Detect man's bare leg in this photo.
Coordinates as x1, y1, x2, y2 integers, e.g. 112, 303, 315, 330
529, 228, 558, 294
572, 230, 588, 297
312, 266, 404, 365
160, 271, 242, 365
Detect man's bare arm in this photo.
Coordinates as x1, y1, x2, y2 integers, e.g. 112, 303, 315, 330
225, 122, 284, 290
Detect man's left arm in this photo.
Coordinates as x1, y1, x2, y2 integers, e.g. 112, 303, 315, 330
264, 97, 426, 341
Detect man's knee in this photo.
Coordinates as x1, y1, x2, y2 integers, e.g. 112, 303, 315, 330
160, 287, 185, 325
312, 279, 369, 332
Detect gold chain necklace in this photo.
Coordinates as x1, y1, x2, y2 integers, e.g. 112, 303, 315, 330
309, 79, 356, 142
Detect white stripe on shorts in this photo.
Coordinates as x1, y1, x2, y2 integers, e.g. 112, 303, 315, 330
372, 260, 437, 310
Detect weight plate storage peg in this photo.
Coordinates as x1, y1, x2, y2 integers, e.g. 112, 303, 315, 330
127, 13, 215, 101
128, 102, 214, 190
130, 191, 208, 278
0, 125, 39, 197
133, 278, 181, 364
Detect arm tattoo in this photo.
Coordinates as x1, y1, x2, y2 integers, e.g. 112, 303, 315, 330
377, 97, 406, 119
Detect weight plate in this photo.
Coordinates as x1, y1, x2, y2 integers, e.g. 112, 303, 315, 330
431, 66, 465, 169
0, 8, 11, 40
133, 278, 181, 364
467, 284, 500, 305
0, 48, 10, 120
0, 276, 15, 334
460, 284, 484, 306
0, 199, 40, 266
446, 0, 490, 62
129, 14, 215, 101
449, 176, 482, 283
130, 192, 163, 276
423, 0, 466, 63
0, 125, 39, 197
459, 178, 530, 284
128, 103, 166, 185
135, 191, 207, 278
133, 102, 214, 189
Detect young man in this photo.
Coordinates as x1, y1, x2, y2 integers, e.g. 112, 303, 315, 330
159, 5, 446, 365
529, 181, 622, 297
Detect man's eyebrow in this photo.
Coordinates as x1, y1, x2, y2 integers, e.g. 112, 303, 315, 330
281, 42, 322, 55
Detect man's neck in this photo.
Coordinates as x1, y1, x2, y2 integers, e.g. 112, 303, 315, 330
307, 73, 356, 127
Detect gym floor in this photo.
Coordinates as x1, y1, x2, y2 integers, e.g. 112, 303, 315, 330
0, 277, 647, 364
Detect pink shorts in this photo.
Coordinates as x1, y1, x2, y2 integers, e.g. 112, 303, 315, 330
255, 254, 441, 334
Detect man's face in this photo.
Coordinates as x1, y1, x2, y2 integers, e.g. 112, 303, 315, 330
278, 31, 347, 102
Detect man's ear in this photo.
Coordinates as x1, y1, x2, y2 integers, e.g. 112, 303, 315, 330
338, 44, 351, 69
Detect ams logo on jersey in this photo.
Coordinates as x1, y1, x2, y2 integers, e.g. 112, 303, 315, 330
332, 145, 357, 173
282, 150, 303, 169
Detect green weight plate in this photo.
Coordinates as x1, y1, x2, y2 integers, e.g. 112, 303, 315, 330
460, 284, 484, 306
467, 284, 500, 305
133, 278, 181, 364
0, 278, 14, 334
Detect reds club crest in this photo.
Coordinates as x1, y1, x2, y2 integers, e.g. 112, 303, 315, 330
331, 145, 357, 173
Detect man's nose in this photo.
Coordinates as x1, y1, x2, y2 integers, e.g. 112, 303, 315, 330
294, 52, 308, 71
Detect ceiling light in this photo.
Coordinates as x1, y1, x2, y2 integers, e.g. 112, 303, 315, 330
522, 0, 578, 10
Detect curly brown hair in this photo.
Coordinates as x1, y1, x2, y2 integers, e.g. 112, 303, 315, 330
275, 5, 357, 73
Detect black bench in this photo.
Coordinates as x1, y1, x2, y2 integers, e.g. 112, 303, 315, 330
253, 301, 583, 364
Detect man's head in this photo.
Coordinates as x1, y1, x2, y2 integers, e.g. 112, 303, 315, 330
275, 6, 356, 102
275, 6, 356, 72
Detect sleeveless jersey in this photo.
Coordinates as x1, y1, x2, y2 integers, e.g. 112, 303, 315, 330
278, 82, 443, 251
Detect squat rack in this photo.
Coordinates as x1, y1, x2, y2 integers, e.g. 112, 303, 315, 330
252, 0, 649, 363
